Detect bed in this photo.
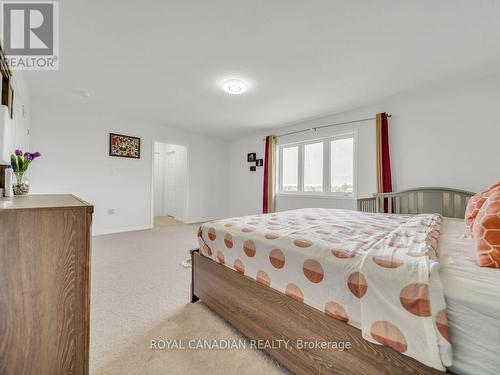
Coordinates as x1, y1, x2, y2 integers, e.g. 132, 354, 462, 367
191, 187, 498, 374
436, 219, 500, 375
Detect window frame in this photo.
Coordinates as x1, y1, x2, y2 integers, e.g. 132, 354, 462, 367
277, 132, 357, 198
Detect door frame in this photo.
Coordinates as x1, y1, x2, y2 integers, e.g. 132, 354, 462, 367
150, 139, 190, 226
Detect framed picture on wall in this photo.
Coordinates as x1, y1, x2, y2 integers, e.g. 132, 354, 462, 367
256, 159, 263, 167
7, 84, 13, 119
247, 153, 256, 162
0, 68, 3, 98
1, 49, 14, 119
1, 64, 9, 109
109, 133, 141, 159
250, 166, 256, 171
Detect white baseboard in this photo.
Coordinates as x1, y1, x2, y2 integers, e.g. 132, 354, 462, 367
184, 216, 224, 225
92, 216, 226, 236
173, 215, 188, 223
92, 224, 153, 237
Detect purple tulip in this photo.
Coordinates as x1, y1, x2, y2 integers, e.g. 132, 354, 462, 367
33, 152, 41, 158
26, 153, 34, 161
15, 149, 22, 156
24, 152, 29, 157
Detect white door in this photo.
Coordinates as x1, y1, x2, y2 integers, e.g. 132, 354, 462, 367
165, 150, 176, 217
153, 148, 164, 216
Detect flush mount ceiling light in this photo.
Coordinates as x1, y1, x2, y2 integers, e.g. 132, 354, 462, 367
223, 79, 247, 95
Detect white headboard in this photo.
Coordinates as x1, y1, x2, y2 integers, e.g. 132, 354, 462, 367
358, 187, 475, 219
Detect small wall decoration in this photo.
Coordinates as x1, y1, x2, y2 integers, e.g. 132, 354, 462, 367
247, 153, 256, 162
250, 166, 256, 171
109, 133, 141, 159
256, 159, 263, 167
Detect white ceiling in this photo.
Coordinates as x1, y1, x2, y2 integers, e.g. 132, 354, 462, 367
25, 0, 500, 138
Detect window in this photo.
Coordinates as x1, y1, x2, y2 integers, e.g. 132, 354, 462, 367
330, 137, 354, 193
279, 134, 356, 196
303, 142, 323, 192
281, 146, 299, 192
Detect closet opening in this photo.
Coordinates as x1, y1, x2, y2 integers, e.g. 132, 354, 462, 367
152, 141, 189, 226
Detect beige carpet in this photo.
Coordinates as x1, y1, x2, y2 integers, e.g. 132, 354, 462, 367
154, 216, 184, 227
93, 303, 288, 375
91, 221, 287, 374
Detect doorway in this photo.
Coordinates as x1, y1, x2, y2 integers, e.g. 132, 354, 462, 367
153, 141, 188, 224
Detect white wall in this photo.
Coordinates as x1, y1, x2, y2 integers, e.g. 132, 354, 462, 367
29, 102, 230, 235
153, 142, 188, 221
12, 73, 31, 153
229, 72, 500, 216
0, 71, 31, 164
228, 135, 267, 217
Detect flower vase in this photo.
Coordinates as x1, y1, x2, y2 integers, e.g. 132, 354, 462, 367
13, 173, 29, 195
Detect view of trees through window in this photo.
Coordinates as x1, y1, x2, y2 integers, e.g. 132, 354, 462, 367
330, 137, 354, 193
303, 142, 323, 192
280, 136, 354, 194
281, 145, 298, 192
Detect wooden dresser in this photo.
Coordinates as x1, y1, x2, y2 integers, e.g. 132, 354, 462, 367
0, 195, 93, 375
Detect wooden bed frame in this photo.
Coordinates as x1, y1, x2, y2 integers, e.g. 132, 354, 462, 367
191, 187, 474, 374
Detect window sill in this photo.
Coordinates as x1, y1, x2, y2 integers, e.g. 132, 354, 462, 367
276, 193, 357, 200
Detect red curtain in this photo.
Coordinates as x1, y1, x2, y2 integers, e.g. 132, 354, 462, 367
376, 113, 393, 212
263, 135, 276, 213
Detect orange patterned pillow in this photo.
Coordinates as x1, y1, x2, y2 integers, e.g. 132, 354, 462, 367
465, 181, 500, 233
472, 190, 500, 268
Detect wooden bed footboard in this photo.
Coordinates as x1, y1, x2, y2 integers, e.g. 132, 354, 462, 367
190, 249, 448, 375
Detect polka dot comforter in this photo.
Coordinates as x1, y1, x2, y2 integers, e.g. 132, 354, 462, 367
197, 208, 452, 370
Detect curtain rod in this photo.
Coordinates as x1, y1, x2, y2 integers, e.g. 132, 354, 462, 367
264, 114, 392, 140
